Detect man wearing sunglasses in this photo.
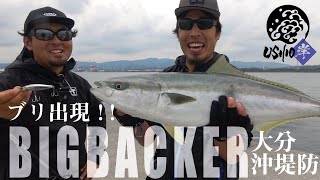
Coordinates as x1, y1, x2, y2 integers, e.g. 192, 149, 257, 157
114, 0, 253, 179
0, 7, 106, 179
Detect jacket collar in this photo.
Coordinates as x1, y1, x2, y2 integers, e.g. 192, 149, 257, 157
175, 52, 221, 72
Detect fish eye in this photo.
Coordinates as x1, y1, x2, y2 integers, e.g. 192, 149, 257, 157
116, 84, 122, 89
114, 82, 127, 90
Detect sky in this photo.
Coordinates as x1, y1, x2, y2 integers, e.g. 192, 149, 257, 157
0, 0, 319, 65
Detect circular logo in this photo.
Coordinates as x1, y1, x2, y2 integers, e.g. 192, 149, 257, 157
266, 5, 309, 44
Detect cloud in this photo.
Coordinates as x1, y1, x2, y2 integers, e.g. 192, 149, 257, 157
71, 0, 179, 61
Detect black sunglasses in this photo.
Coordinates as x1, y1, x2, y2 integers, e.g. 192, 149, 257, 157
178, 18, 217, 30
31, 28, 74, 41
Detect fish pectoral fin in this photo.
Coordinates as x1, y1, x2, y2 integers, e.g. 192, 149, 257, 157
163, 125, 185, 144
162, 93, 196, 105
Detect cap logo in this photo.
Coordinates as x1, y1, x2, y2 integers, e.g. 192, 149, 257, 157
190, 0, 204, 5
43, 12, 57, 16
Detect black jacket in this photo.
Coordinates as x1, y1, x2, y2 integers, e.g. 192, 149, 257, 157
0, 48, 106, 179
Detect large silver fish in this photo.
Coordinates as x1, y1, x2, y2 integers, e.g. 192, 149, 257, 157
90, 57, 320, 133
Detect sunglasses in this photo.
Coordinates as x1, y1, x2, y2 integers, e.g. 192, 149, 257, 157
31, 28, 74, 41
178, 18, 217, 30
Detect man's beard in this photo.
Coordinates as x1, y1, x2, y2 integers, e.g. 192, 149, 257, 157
49, 60, 67, 68
187, 58, 206, 66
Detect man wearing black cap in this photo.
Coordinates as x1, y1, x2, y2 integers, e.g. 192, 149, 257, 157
0, 7, 106, 179
114, 0, 253, 179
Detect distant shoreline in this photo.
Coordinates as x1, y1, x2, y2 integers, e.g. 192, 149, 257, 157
73, 70, 320, 73
243, 70, 320, 73
2, 59, 320, 73
3, 68, 318, 73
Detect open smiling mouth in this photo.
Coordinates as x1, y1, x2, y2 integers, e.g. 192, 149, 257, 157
49, 50, 63, 54
188, 43, 205, 51
188, 43, 205, 53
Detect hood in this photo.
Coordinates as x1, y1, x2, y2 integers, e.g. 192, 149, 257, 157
6, 47, 76, 80
174, 52, 228, 72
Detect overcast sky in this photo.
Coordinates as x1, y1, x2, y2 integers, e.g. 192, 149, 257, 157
0, 0, 319, 65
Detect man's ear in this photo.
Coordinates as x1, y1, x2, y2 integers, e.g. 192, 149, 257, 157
23, 36, 32, 51
216, 31, 221, 40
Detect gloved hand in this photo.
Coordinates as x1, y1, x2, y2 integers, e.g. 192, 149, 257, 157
209, 96, 253, 146
113, 108, 145, 127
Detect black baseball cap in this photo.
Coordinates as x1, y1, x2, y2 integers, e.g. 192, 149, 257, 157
24, 6, 74, 35
175, 0, 220, 18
